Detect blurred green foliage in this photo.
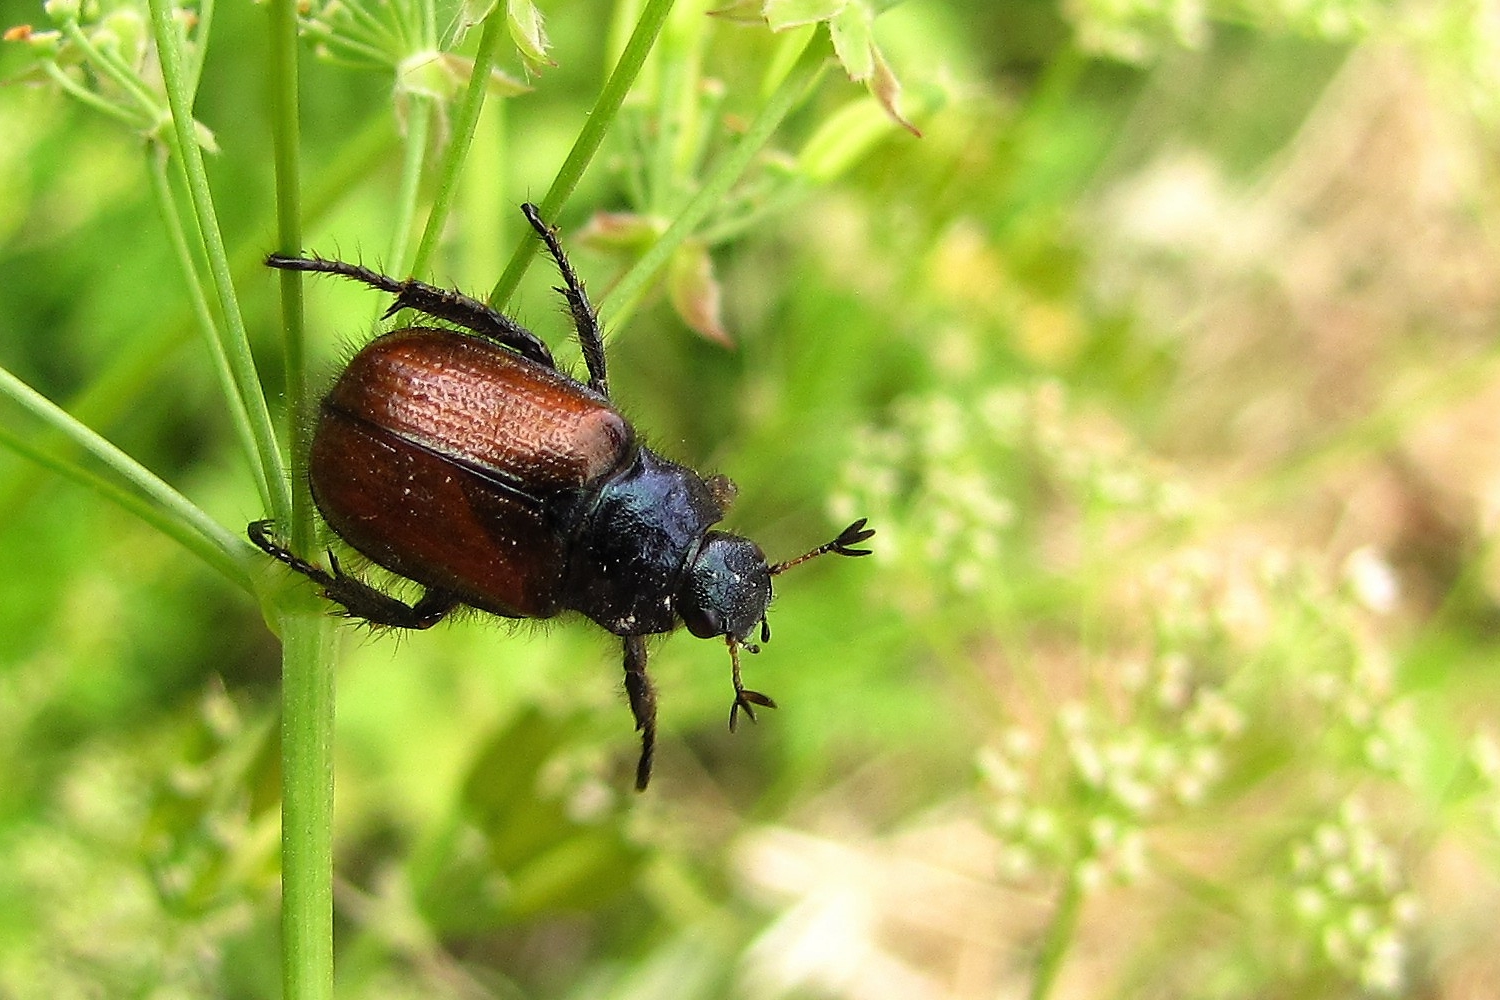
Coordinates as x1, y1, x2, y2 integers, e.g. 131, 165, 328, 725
6, 0, 1500, 997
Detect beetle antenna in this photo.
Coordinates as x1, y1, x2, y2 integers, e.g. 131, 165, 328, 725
769, 518, 875, 576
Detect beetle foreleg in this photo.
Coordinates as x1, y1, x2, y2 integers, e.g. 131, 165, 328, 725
521, 203, 609, 398
265, 253, 556, 370
622, 635, 657, 790
248, 520, 458, 629
726, 638, 777, 733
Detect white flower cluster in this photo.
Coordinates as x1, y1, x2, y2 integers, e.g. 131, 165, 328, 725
1065, 0, 1377, 64
830, 391, 1019, 596
1289, 798, 1419, 994
830, 381, 1195, 601
1304, 639, 1417, 780
979, 651, 1244, 893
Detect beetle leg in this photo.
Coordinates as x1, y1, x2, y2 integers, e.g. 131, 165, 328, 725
248, 520, 458, 630
265, 253, 556, 370
622, 635, 657, 790
726, 638, 778, 733
521, 203, 609, 398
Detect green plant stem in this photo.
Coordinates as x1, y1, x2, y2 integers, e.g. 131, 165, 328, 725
185, 0, 216, 98
268, 0, 311, 547
59, 18, 164, 119
598, 31, 827, 334
0, 115, 394, 525
487, 0, 678, 307
0, 364, 249, 587
146, 146, 270, 512
40, 60, 146, 127
387, 93, 432, 280
147, 0, 292, 526
0, 421, 249, 589
409, 15, 503, 277
459, 96, 507, 286
278, 610, 338, 1000
1030, 869, 1086, 1000
266, 3, 338, 1000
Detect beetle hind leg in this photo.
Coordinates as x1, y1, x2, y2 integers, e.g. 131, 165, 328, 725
248, 520, 458, 630
622, 635, 657, 790
521, 204, 609, 398
265, 253, 555, 370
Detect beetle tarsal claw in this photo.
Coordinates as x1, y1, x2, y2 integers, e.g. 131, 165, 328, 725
729, 689, 777, 733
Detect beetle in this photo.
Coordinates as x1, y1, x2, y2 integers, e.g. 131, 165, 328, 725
249, 203, 873, 789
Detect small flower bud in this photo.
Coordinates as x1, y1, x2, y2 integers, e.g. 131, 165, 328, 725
43, 0, 81, 24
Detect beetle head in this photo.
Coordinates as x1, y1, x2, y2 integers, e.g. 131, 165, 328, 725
680, 531, 773, 643
679, 519, 877, 646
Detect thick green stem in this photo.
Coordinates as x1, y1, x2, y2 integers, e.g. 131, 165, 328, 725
278, 610, 338, 1000
598, 32, 827, 334
266, 3, 338, 1000
487, 0, 678, 307
147, 0, 292, 525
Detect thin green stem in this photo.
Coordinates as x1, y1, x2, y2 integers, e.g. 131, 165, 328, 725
185, 0, 215, 98
148, 0, 292, 524
458, 93, 507, 287
1030, 870, 1086, 1000
598, 31, 827, 334
488, 0, 679, 307
0, 364, 249, 587
337, 0, 402, 52
41, 60, 148, 127
0, 114, 396, 525
0, 423, 249, 589
409, 15, 504, 278
307, 31, 395, 67
146, 146, 269, 512
419, 0, 435, 49
389, 93, 434, 279
59, 17, 164, 119
647, 49, 687, 214
268, 0, 310, 546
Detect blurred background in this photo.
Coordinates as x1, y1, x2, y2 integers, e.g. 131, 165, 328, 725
3, 0, 1500, 996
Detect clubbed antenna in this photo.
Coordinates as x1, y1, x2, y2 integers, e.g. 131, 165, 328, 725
769, 518, 875, 576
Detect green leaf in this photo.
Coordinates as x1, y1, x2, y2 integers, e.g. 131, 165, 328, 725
461, 0, 498, 30
764, 0, 848, 32
506, 0, 553, 74
795, 95, 897, 183
397, 49, 460, 101
828, 1, 873, 80
706, 0, 764, 24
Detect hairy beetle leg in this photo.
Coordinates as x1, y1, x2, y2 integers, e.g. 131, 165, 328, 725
248, 520, 457, 630
521, 203, 609, 398
265, 252, 555, 370
622, 636, 657, 790
727, 638, 778, 733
